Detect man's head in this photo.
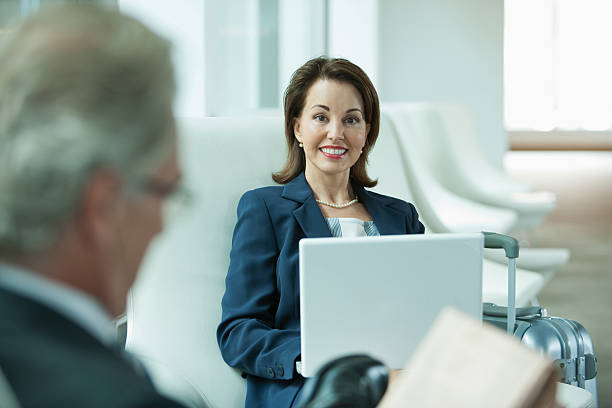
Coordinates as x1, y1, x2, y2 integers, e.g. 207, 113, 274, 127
0, 5, 179, 315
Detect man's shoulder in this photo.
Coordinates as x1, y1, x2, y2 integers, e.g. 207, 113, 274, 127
0, 285, 89, 337
0, 288, 107, 361
8, 356, 183, 407
0, 259, 180, 404
0, 289, 184, 407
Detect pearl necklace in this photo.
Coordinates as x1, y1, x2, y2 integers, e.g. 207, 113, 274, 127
315, 196, 359, 208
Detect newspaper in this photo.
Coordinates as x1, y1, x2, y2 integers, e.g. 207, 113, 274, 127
378, 308, 560, 408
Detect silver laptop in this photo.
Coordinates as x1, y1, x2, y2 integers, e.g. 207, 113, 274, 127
298, 233, 483, 377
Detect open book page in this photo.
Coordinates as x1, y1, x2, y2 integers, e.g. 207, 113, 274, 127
378, 308, 560, 408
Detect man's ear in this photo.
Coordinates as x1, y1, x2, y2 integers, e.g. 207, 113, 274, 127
77, 170, 122, 247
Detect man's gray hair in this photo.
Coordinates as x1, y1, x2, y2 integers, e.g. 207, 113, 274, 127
0, 5, 176, 254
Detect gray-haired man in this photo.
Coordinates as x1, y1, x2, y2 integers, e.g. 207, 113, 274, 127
0, 5, 186, 407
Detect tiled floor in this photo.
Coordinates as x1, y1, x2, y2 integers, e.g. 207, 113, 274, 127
505, 151, 612, 407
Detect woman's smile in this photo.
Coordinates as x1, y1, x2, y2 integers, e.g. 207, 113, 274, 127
320, 145, 348, 159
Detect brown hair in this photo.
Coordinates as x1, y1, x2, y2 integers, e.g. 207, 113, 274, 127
272, 56, 379, 187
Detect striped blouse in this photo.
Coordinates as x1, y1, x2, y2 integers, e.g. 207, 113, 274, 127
324, 217, 381, 238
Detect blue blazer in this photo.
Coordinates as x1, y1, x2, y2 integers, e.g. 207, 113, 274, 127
0, 287, 184, 407
217, 173, 424, 408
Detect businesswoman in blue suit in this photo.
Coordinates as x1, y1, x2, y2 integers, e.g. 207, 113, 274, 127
217, 57, 425, 408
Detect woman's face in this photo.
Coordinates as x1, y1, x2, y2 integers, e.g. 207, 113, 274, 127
294, 79, 370, 180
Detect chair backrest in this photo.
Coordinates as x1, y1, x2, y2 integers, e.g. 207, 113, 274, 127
368, 112, 432, 233
381, 103, 518, 234
126, 115, 286, 408
371, 110, 544, 307
433, 103, 531, 196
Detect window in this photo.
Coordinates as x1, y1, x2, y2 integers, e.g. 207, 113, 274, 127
505, 0, 612, 149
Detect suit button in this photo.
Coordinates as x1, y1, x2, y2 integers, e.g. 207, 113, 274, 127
276, 366, 284, 377
267, 367, 275, 378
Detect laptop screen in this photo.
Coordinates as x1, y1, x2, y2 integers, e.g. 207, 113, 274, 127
298, 233, 483, 377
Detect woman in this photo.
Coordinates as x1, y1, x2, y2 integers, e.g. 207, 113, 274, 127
217, 57, 425, 408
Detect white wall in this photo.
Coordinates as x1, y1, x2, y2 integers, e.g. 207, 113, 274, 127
120, 0, 267, 117
278, 0, 326, 105
328, 0, 379, 88
119, 0, 206, 118
378, 0, 506, 167
203, 0, 258, 116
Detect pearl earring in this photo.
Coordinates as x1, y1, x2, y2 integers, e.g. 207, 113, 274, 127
360, 149, 363, 154
299, 142, 303, 148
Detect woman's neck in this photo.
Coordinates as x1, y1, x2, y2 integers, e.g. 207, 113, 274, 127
304, 167, 354, 204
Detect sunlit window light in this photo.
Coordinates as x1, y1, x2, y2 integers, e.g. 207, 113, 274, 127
504, 0, 612, 131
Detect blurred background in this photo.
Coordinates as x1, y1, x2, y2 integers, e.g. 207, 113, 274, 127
1, 0, 611, 406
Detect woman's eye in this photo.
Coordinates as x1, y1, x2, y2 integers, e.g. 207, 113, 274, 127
344, 116, 360, 125
314, 114, 327, 122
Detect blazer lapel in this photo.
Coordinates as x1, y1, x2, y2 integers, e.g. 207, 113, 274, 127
282, 173, 332, 238
355, 184, 407, 236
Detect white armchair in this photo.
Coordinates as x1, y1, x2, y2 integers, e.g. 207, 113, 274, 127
369, 114, 544, 306
381, 103, 519, 234
426, 103, 570, 281
126, 116, 286, 408
432, 103, 556, 230
382, 103, 569, 285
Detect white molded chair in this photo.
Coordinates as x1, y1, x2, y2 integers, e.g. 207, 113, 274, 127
126, 116, 286, 408
422, 103, 570, 280
381, 104, 519, 234
369, 114, 544, 306
432, 103, 556, 231
484, 247, 569, 284
382, 103, 569, 285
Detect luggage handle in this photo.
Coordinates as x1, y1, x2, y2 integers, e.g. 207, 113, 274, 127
482, 232, 519, 259
482, 232, 519, 335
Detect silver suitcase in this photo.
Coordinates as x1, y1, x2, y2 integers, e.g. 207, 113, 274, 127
482, 233, 599, 406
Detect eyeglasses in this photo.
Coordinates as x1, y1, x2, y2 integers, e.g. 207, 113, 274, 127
138, 177, 194, 220
142, 178, 184, 200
